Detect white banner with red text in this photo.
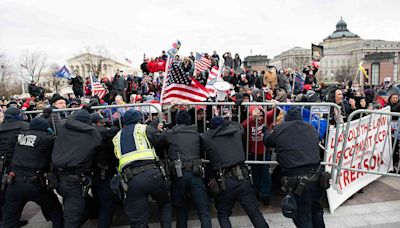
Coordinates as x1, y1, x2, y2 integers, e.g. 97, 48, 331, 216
325, 106, 393, 213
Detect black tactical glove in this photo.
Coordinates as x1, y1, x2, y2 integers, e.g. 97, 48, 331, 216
43, 107, 52, 118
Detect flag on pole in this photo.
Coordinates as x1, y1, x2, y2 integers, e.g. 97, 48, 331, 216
206, 66, 220, 97
195, 52, 211, 74
161, 40, 182, 103
167, 40, 181, 57
293, 73, 305, 93
161, 63, 209, 103
359, 64, 369, 78
54, 65, 72, 79
91, 74, 106, 98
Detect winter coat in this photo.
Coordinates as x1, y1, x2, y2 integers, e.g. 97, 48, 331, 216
52, 118, 102, 171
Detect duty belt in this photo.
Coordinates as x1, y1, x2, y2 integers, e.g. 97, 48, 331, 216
221, 164, 249, 181
14, 175, 40, 183
59, 174, 81, 185
123, 163, 157, 180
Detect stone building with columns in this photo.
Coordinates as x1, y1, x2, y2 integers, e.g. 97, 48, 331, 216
270, 47, 311, 71
67, 53, 131, 79
270, 18, 400, 85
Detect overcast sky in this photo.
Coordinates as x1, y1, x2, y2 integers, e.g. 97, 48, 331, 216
1, 0, 399, 68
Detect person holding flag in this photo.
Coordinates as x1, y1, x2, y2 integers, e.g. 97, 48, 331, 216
70, 70, 84, 98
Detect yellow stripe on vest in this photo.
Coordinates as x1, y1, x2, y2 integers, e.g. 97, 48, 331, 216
113, 124, 158, 172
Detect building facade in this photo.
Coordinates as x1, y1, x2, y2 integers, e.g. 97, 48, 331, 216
270, 47, 311, 71
270, 18, 400, 85
67, 53, 130, 79
243, 55, 270, 71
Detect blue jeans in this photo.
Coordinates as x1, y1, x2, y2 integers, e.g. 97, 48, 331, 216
216, 177, 269, 228
123, 168, 172, 228
293, 180, 325, 228
171, 171, 211, 228
250, 154, 272, 198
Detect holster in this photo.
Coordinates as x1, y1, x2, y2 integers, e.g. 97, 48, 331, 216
81, 174, 92, 198
208, 178, 221, 195
217, 171, 226, 191
44, 172, 59, 190
319, 171, 331, 189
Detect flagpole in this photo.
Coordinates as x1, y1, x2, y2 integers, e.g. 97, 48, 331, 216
160, 56, 170, 104
291, 71, 296, 95
89, 71, 94, 97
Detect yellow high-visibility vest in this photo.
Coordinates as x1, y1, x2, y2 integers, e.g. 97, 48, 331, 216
113, 124, 158, 172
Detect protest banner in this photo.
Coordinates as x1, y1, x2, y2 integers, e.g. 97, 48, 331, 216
325, 106, 393, 213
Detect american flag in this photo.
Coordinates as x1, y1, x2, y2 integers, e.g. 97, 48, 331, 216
91, 75, 107, 98
195, 52, 211, 74
206, 66, 220, 97
161, 63, 209, 103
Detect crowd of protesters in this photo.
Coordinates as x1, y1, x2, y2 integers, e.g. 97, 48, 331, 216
1, 50, 400, 227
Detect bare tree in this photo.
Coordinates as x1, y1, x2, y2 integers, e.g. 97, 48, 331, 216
335, 65, 355, 83
0, 53, 22, 98
48, 63, 63, 93
20, 50, 47, 84
292, 56, 310, 71
76, 46, 110, 77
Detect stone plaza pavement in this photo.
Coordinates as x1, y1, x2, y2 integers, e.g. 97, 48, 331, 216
20, 176, 400, 228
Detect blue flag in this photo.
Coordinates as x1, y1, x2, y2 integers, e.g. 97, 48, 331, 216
282, 106, 328, 140
54, 65, 72, 79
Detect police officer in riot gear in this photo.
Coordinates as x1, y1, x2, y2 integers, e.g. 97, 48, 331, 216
2, 117, 63, 228
162, 110, 211, 228
263, 106, 325, 228
201, 116, 269, 228
112, 109, 171, 228
52, 109, 102, 228
91, 113, 119, 228
0, 107, 29, 227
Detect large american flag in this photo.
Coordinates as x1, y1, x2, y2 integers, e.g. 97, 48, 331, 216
91, 75, 107, 98
195, 52, 211, 74
206, 66, 220, 97
161, 63, 209, 103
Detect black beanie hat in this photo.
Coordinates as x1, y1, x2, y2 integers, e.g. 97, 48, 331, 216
210, 116, 225, 129
4, 107, 21, 120
74, 109, 92, 124
176, 110, 192, 125
123, 109, 143, 125
30, 117, 50, 132
50, 93, 66, 105
285, 107, 303, 122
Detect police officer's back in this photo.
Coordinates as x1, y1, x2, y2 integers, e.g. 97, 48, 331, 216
201, 117, 245, 170
112, 109, 171, 228
0, 107, 29, 225
263, 106, 320, 175
52, 109, 102, 228
263, 107, 325, 228
163, 110, 211, 228
2, 117, 63, 228
201, 117, 268, 228
0, 108, 29, 170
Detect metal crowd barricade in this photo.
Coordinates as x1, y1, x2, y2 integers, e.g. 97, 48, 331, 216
335, 109, 400, 187
22, 103, 163, 135
164, 101, 342, 181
